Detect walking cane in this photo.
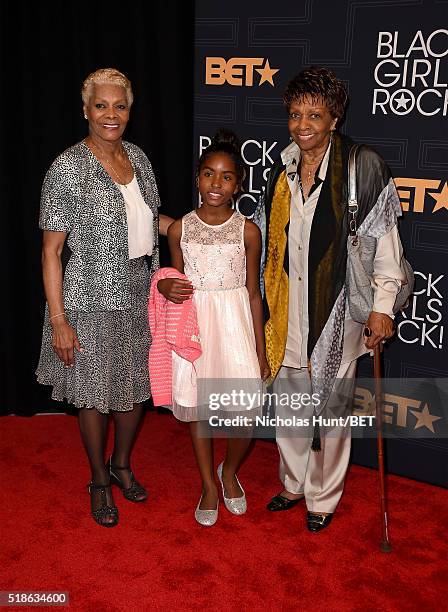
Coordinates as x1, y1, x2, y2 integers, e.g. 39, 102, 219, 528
373, 344, 392, 553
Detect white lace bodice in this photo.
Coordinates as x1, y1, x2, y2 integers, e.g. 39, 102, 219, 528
181, 211, 246, 291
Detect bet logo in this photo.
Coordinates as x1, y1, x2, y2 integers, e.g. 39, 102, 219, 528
205, 57, 279, 87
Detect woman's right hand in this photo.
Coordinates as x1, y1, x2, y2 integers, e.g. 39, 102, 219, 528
157, 278, 194, 304
51, 320, 83, 367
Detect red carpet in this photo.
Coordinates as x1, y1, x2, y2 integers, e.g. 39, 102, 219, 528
0, 413, 447, 611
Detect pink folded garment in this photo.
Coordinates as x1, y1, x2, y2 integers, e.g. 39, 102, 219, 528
148, 267, 202, 406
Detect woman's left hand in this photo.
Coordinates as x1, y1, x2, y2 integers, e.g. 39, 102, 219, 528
364, 311, 395, 349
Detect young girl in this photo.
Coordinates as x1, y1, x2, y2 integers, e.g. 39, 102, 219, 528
158, 129, 270, 526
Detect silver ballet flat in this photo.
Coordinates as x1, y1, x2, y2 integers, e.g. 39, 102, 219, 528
217, 462, 247, 515
194, 496, 219, 527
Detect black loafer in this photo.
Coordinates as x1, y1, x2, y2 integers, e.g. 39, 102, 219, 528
267, 492, 304, 512
306, 511, 333, 532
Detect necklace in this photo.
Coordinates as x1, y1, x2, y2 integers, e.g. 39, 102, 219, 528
299, 152, 325, 194
89, 140, 132, 187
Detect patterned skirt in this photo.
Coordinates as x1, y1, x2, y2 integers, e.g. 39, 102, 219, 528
36, 257, 152, 413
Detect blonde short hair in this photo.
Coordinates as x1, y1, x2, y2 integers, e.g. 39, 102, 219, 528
81, 68, 133, 106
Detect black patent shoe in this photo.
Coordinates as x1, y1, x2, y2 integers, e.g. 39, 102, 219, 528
306, 511, 333, 532
267, 492, 305, 512
107, 457, 148, 503
87, 482, 119, 528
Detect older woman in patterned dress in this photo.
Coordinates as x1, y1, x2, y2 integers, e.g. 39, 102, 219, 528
36, 68, 173, 527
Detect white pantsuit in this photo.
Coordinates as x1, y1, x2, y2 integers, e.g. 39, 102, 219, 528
274, 140, 404, 513
274, 360, 356, 513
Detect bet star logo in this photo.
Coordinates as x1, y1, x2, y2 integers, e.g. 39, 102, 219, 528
205, 57, 279, 87
255, 60, 279, 86
395, 179, 448, 213
410, 404, 442, 433
355, 389, 444, 434
429, 182, 448, 213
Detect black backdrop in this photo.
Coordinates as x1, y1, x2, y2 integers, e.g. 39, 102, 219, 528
2, 1, 447, 488
193, 0, 448, 486
0, 1, 194, 415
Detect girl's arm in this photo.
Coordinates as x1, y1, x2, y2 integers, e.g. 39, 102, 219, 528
159, 213, 175, 237
42, 231, 82, 366
167, 219, 184, 273
157, 219, 194, 303
244, 220, 270, 381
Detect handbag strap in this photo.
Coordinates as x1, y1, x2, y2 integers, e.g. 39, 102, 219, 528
348, 144, 360, 237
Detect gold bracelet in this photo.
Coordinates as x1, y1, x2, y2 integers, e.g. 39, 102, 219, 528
49, 312, 66, 321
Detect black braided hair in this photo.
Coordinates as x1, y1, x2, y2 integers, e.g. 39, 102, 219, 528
197, 128, 245, 183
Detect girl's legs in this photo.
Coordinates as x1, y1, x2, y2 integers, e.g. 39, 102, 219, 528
221, 435, 253, 498
189, 421, 218, 510
78, 407, 116, 524
110, 403, 146, 497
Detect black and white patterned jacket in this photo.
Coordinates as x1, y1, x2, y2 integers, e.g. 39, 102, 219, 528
40, 140, 160, 311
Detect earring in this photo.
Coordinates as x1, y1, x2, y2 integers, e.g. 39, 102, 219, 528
84, 114, 88, 119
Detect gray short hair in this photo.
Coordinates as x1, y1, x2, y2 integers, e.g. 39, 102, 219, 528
81, 68, 133, 106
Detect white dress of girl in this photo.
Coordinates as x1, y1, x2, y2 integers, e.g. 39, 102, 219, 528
171, 210, 262, 422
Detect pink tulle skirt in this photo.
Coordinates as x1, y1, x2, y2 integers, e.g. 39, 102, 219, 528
171, 286, 262, 422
